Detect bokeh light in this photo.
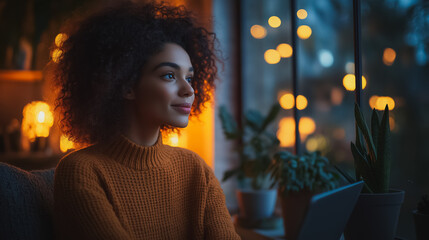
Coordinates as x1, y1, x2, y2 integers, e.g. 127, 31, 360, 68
342, 74, 367, 91
21, 101, 54, 141
296, 95, 308, 110
264, 49, 281, 64
331, 87, 344, 105
369, 96, 395, 110
277, 117, 316, 147
276, 43, 293, 58
268, 16, 281, 28
318, 49, 334, 67
297, 9, 308, 20
306, 135, 328, 152
345, 62, 355, 73
383, 48, 396, 66
250, 25, 267, 39
279, 93, 307, 110
60, 135, 75, 153
280, 93, 295, 109
297, 25, 312, 39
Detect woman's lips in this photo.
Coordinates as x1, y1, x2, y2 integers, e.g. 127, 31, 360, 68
171, 103, 192, 114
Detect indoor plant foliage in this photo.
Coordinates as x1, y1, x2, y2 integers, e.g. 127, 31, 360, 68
345, 103, 392, 193
268, 151, 340, 196
219, 103, 281, 190
267, 150, 340, 240
340, 103, 405, 240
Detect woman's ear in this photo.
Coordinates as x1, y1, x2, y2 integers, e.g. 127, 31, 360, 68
122, 88, 136, 100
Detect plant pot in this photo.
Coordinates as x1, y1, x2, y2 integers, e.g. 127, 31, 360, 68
236, 188, 277, 221
344, 189, 405, 240
413, 210, 429, 240
278, 189, 313, 240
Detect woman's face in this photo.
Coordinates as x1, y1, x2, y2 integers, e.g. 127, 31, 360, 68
127, 42, 195, 129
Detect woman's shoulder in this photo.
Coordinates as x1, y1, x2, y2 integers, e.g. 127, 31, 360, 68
164, 145, 214, 178
55, 145, 103, 177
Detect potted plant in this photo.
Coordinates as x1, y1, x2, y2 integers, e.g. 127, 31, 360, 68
413, 194, 429, 240
337, 104, 405, 240
218, 103, 281, 226
267, 151, 340, 240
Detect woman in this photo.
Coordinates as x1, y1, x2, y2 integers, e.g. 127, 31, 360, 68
50, 1, 241, 239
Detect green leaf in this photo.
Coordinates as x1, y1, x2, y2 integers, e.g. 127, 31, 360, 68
376, 105, 391, 193
260, 103, 281, 133
218, 106, 240, 139
354, 103, 377, 166
334, 165, 355, 183
371, 108, 380, 155
245, 110, 264, 132
351, 142, 375, 190
222, 168, 241, 182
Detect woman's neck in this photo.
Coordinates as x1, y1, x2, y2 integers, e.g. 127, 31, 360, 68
122, 110, 161, 147
122, 127, 161, 147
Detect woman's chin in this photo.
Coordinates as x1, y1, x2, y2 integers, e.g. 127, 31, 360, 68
169, 120, 189, 128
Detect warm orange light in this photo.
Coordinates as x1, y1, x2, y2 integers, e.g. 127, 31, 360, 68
383, 48, 396, 66
296, 95, 308, 110
163, 132, 180, 147
276, 43, 293, 58
268, 16, 281, 28
342, 74, 367, 91
55, 33, 68, 47
22, 101, 54, 141
279, 93, 295, 109
52, 49, 63, 63
374, 96, 395, 110
264, 49, 281, 64
369, 95, 379, 109
279, 93, 307, 110
299, 117, 316, 135
60, 135, 75, 153
305, 135, 328, 152
297, 9, 308, 19
297, 25, 312, 39
277, 117, 296, 147
277, 117, 316, 147
250, 25, 267, 39
37, 111, 45, 123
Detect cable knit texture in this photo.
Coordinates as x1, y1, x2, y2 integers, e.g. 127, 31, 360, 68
54, 131, 241, 240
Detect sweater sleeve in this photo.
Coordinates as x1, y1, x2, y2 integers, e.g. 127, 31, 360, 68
54, 154, 132, 240
203, 166, 241, 240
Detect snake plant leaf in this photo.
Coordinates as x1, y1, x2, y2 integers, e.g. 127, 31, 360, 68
351, 142, 374, 188
218, 105, 240, 139
371, 108, 380, 151
334, 165, 355, 183
260, 103, 281, 133
376, 105, 391, 193
354, 104, 377, 166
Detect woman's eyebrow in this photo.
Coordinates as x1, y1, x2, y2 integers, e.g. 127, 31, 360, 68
152, 62, 194, 72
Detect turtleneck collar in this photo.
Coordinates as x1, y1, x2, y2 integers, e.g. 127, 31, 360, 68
102, 131, 169, 170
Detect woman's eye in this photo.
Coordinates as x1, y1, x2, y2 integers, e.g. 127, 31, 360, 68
162, 73, 175, 80
186, 76, 193, 83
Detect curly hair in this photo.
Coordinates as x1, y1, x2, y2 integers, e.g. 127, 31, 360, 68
48, 1, 219, 145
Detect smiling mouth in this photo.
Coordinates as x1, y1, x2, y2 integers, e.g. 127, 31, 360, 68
171, 106, 191, 114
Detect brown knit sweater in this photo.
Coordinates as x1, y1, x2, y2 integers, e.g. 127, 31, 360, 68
54, 132, 241, 239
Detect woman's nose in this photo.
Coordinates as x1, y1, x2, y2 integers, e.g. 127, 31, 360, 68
179, 78, 194, 97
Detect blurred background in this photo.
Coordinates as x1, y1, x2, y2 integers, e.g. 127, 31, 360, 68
1, 0, 428, 238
